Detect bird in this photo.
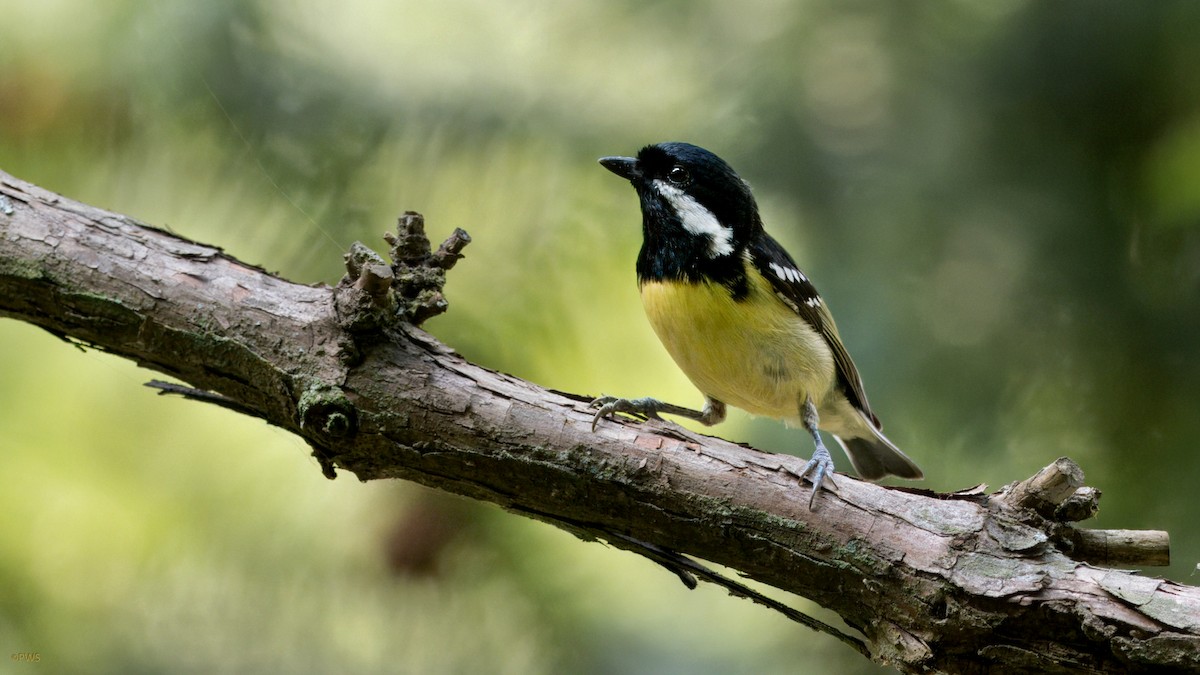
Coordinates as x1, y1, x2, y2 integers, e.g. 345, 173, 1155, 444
590, 142, 922, 509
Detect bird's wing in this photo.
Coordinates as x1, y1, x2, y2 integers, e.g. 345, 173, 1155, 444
747, 232, 880, 428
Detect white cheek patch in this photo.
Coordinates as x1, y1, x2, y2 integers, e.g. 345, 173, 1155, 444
652, 179, 734, 257
767, 261, 808, 285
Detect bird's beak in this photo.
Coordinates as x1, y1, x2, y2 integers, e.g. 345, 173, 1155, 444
598, 156, 640, 181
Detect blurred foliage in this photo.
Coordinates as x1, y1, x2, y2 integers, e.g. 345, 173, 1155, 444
2, 0, 1200, 672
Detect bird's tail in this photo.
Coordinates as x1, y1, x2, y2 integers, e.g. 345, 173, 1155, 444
833, 421, 923, 481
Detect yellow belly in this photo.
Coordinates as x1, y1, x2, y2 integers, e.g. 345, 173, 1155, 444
639, 275, 836, 422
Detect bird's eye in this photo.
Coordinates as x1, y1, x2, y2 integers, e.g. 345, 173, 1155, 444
667, 166, 690, 185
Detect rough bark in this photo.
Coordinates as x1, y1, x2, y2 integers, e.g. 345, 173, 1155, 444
1, 169, 1197, 673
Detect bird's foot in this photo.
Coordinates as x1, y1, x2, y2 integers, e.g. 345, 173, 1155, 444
589, 396, 665, 431
799, 444, 836, 511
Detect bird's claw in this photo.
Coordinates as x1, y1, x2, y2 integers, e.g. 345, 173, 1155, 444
589, 396, 659, 431
799, 445, 836, 511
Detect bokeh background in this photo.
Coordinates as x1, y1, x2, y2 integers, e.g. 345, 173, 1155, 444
3, 1, 1200, 672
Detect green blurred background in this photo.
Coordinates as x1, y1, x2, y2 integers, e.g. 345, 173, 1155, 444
3, 1, 1200, 672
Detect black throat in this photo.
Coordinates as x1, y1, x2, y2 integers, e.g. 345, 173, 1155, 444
634, 199, 750, 299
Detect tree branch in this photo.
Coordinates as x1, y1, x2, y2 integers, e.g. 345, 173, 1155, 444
1, 168, 1197, 673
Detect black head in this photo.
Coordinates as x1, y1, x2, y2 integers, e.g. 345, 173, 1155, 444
600, 142, 762, 284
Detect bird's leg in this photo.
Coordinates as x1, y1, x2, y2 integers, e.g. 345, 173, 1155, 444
590, 395, 726, 431
798, 397, 835, 510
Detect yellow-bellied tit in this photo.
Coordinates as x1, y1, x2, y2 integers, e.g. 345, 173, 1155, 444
591, 142, 922, 509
